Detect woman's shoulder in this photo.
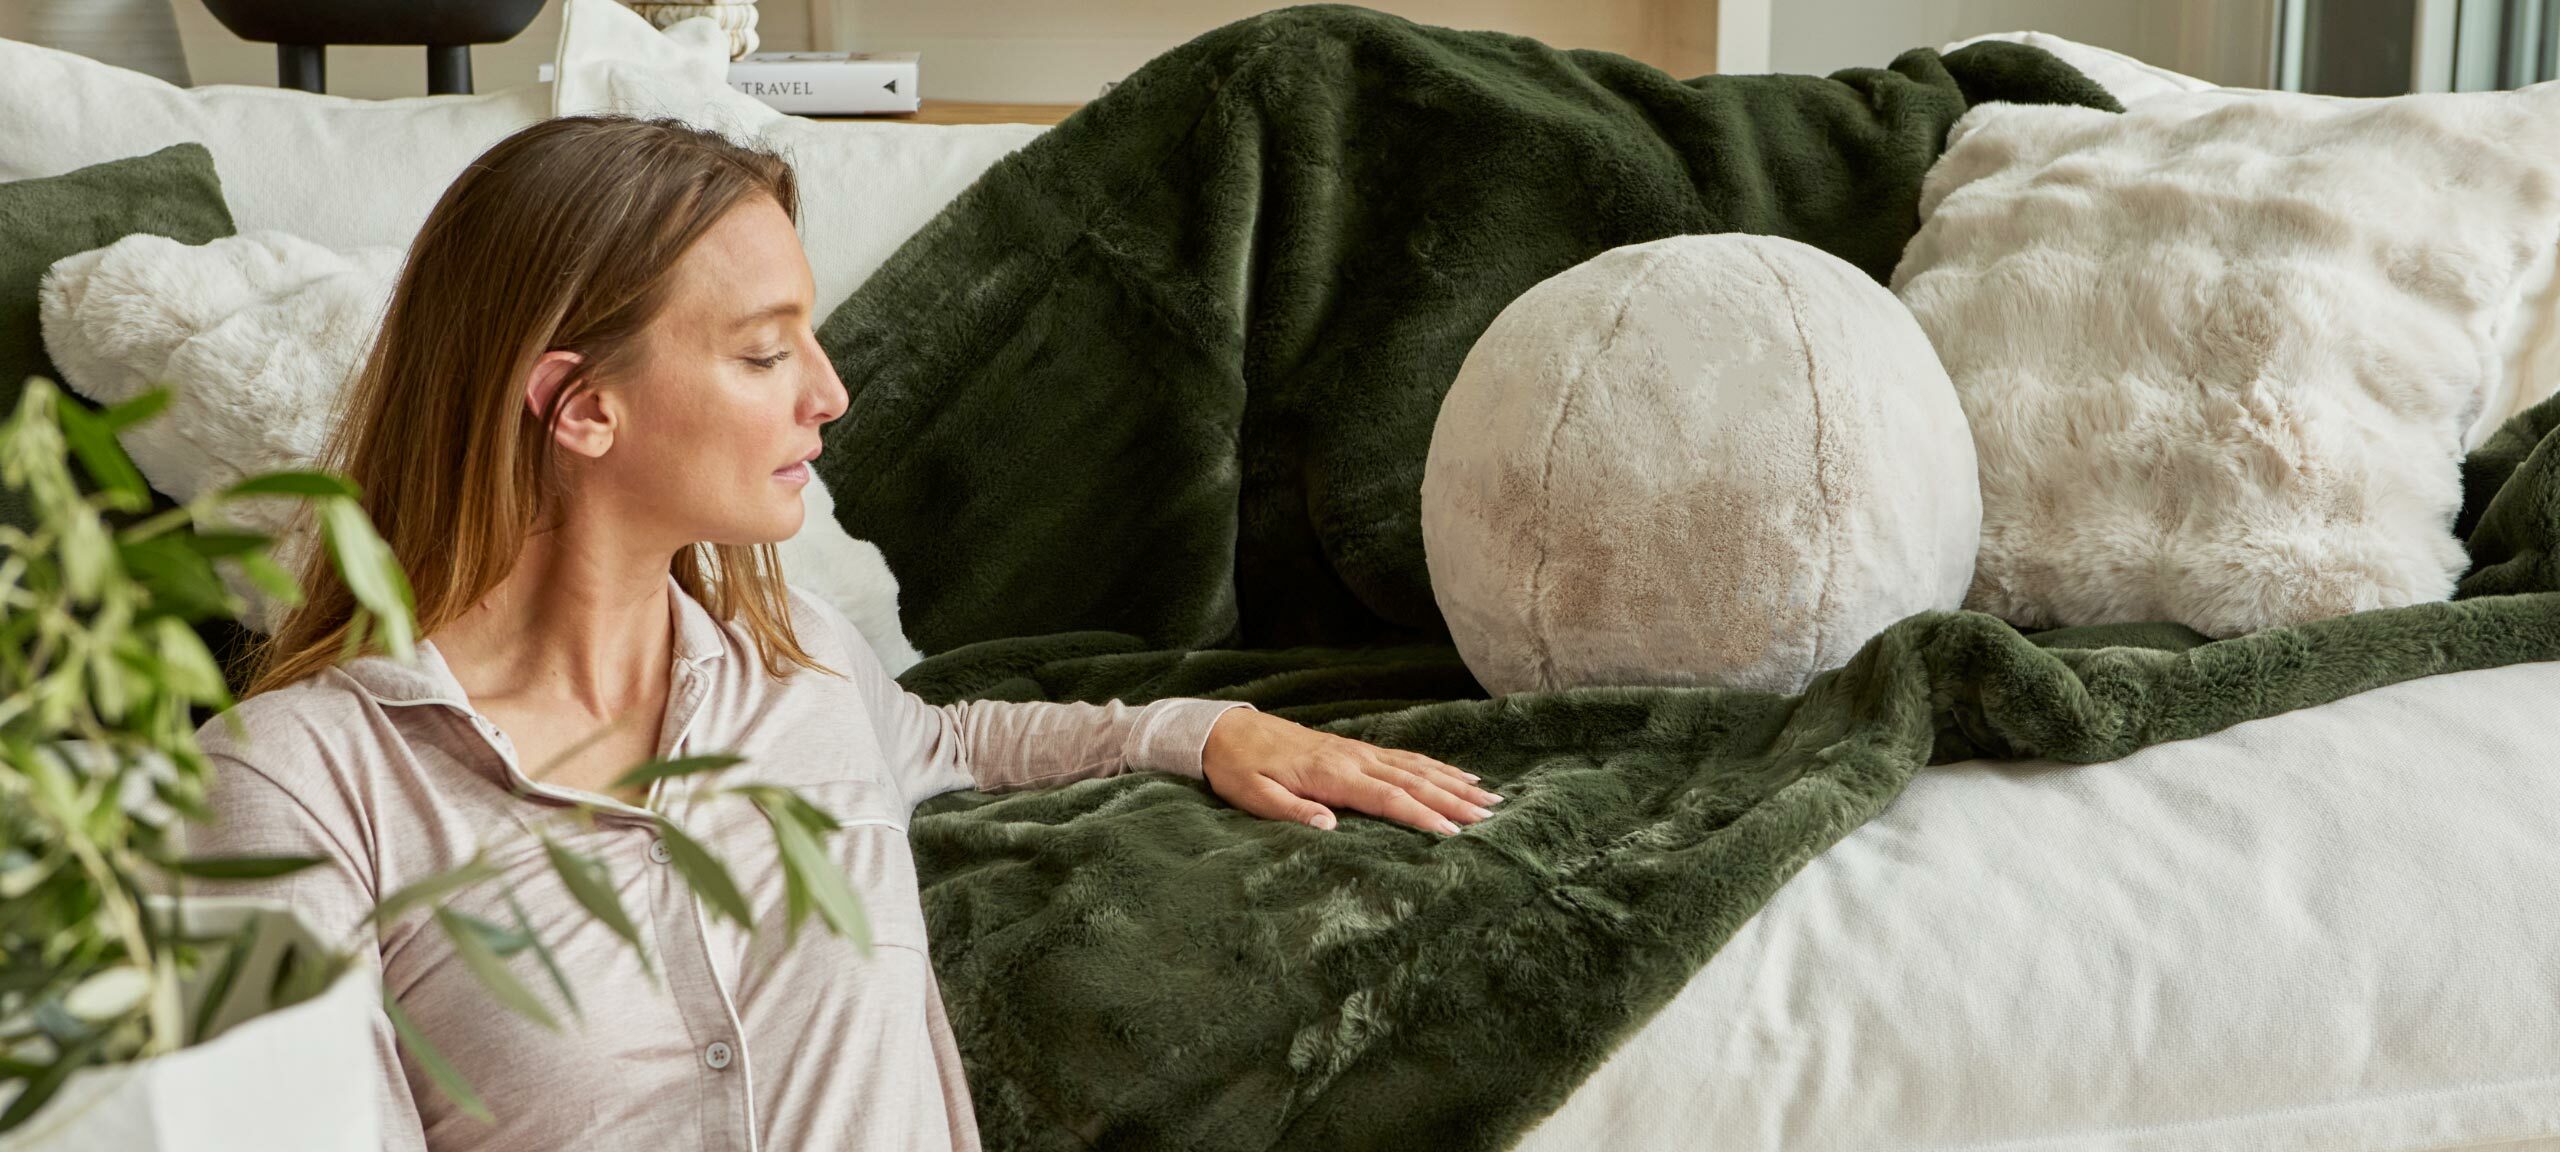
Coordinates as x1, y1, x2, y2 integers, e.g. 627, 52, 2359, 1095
195, 666, 388, 786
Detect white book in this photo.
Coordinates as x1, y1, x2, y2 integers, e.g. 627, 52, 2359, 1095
727, 51, 920, 114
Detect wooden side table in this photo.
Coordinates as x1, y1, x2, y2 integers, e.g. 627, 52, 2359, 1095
811, 100, 1083, 126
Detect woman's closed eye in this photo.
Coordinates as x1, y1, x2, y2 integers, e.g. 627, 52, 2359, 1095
745, 349, 792, 370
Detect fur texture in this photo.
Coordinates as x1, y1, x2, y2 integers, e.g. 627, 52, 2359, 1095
1422, 234, 1979, 695
815, 5, 2119, 657
1893, 87, 2560, 636
895, 379, 2560, 1149
35, 229, 923, 671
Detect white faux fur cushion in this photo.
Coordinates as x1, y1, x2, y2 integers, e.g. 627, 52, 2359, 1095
1892, 87, 2560, 637
1421, 234, 1981, 696
35, 229, 924, 673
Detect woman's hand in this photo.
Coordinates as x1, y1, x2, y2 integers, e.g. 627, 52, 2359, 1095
1199, 707, 1502, 835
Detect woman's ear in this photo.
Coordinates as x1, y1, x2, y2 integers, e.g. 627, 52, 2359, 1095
525, 349, 614, 459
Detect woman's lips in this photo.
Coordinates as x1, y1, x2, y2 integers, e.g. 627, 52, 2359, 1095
773, 461, 812, 484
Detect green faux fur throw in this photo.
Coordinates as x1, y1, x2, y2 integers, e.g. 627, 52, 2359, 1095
812, 7, 2560, 1150
816, 3, 2120, 655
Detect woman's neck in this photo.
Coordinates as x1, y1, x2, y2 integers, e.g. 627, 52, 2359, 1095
428, 515, 678, 726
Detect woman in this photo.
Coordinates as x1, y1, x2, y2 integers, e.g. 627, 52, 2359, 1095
191, 115, 1503, 1152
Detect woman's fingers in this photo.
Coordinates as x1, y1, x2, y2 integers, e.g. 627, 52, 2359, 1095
1379, 748, 1502, 808
1352, 774, 1467, 836
1230, 769, 1339, 830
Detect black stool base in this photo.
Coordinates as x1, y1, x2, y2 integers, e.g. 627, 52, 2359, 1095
426, 45, 472, 95
276, 43, 323, 93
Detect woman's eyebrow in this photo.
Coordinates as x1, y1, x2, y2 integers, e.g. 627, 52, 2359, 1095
726, 299, 804, 330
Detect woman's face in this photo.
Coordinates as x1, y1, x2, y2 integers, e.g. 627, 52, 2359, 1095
579, 195, 846, 549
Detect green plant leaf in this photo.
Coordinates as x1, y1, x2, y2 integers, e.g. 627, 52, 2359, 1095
219, 472, 359, 500
61, 965, 150, 1022
503, 888, 579, 1022
118, 534, 233, 621
383, 992, 491, 1123
609, 753, 744, 792
57, 504, 114, 602
753, 793, 870, 955
184, 916, 262, 1045
731, 784, 843, 834
368, 855, 499, 931
321, 497, 413, 660
232, 549, 303, 607
98, 389, 171, 432
439, 908, 529, 957
651, 816, 753, 928
175, 529, 267, 560
152, 617, 229, 706
55, 402, 149, 509
539, 837, 647, 973
0, 1025, 104, 1131
165, 854, 323, 881
434, 907, 556, 1032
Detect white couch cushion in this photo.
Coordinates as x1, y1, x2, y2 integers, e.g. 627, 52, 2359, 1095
0, 37, 548, 252
1519, 658, 2560, 1152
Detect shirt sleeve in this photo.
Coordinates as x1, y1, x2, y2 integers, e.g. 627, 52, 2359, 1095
803, 589, 1256, 805
183, 753, 431, 1152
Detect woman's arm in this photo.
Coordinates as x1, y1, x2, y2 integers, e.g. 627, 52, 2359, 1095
810, 593, 1503, 832
824, 604, 1251, 803
185, 753, 430, 1152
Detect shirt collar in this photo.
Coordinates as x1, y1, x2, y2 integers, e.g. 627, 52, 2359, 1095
336, 572, 729, 709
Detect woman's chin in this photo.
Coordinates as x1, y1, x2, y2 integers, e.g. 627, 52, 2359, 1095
703, 502, 807, 548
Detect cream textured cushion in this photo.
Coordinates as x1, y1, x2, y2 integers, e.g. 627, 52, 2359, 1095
35, 230, 924, 673
0, 36, 547, 251
1892, 86, 2560, 636
1421, 234, 1980, 696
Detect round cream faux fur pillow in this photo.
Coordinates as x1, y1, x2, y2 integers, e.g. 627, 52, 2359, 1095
1420, 234, 1980, 696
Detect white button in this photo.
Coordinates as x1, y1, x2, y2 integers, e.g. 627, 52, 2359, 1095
703, 1041, 733, 1070
647, 839, 672, 865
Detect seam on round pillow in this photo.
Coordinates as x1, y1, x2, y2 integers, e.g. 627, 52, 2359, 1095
1523, 245, 1676, 691
1748, 240, 1842, 679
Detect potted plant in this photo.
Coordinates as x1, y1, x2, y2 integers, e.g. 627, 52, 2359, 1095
0, 378, 868, 1147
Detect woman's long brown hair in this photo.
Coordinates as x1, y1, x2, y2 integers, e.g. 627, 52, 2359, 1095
243, 114, 830, 697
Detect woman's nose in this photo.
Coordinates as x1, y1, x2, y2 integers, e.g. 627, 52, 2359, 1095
806, 333, 848, 423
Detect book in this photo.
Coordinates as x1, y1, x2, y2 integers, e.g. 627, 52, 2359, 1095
727, 51, 920, 115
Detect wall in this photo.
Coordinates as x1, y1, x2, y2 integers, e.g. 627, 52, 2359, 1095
1769, 0, 2276, 87
807, 0, 1762, 102
1, 0, 1772, 101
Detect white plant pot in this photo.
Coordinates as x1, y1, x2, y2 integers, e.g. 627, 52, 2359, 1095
0, 898, 379, 1152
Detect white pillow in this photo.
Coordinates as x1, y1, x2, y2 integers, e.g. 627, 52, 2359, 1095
1891, 86, 2560, 636
1422, 235, 1979, 696
547, 0, 1048, 317
0, 36, 548, 251
1939, 31, 2221, 106
35, 230, 925, 673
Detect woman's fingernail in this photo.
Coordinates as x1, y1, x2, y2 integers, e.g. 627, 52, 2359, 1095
1484, 793, 1505, 804
1461, 772, 1480, 781
1438, 819, 1461, 835
1312, 813, 1335, 830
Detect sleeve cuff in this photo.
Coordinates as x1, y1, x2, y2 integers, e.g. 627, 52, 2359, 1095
1122, 699, 1256, 779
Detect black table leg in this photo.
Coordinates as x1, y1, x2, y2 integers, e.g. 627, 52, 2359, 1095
426, 44, 472, 95
277, 42, 324, 92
